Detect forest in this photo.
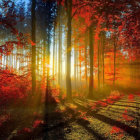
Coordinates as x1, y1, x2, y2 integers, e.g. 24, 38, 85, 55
0, 0, 140, 139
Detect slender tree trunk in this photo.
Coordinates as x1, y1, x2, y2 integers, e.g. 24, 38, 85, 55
46, 36, 51, 102
53, 25, 55, 80
58, 6, 62, 85
113, 37, 116, 86
74, 47, 77, 89
79, 47, 82, 89
37, 46, 40, 80
44, 35, 52, 140
98, 39, 100, 89
77, 51, 79, 89
55, 32, 58, 82
31, 0, 36, 95
66, 0, 72, 99
85, 34, 88, 86
76, 50, 78, 90
6, 55, 8, 70
88, 25, 94, 98
43, 40, 46, 81
102, 34, 105, 86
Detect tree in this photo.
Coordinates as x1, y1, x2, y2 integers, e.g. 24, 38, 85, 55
31, 0, 36, 95
58, 5, 62, 86
65, 0, 72, 99
88, 25, 94, 98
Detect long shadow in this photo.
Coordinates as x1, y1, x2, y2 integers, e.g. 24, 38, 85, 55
90, 112, 139, 139
12, 100, 102, 140
117, 100, 140, 105
0, 118, 19, 140
0, 108, 34, 140
42, 104, 107, 140
100, 106, 140, 119
74, 99, 140, 121
42, 89, 67, 140
12, 90, 68, 140
43, 107, 78, 131
73, 100, 140, 139
76, 118, 106, 140
110, 103, 140, 110
73, 100, 100, 113
11, 97, 139, 140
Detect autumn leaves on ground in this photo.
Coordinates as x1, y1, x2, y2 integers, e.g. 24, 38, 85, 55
0, 89, 140, 140
0, 0, 140, 140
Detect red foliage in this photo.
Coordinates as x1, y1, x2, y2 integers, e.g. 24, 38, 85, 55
110, 126, 124, 134
106, 98, 114, 104
29, 40, 36, 46
17, 127, 31, 134
33, 120, 44, 128
128, 94, 134, 102
122, 109, 134, 121
91, 105, 96, 110
90, 92, 121, 111
0, 0, 33, 55
96, 101, 108, 107
0, 69, 31, 106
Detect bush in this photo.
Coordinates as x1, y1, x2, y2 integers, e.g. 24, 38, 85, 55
0, 69, 31, 107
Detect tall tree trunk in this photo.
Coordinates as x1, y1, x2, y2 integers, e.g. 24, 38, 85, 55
58, 6, 62, 85
37, 46, 40, 80
74, 47, 77, 89
76, 50, 78, 90
113, 37, 116, 86
85, 34, 88, 86
88, 26, 94, 98
79, 47, 82, 89
44, 35, 52, 140
55, 32, 58, 82
98, 39, 100, 89
66, 0, 72, 99
53, 25, 55, 80
46, 36, 51, 102
43, 40, 46, 82
102, 34, 105, 86
31, 0, 36, 95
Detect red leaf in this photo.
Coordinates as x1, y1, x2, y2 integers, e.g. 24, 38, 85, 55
110, 126, 123, 134
30, 40, 36, 46
33, 120, 44, 128
122, 109, 134, 121
128, 94, 134, 101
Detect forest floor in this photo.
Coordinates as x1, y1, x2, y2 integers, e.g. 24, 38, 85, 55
0, 94, 140, 140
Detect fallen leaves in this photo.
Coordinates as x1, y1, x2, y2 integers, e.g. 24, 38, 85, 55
17, 127, 31, 134
128, 94, 134, 101
33, 120, 44, 128
122, 109, 134, 121
110, 126, 124, 134
90, 93, 121, 111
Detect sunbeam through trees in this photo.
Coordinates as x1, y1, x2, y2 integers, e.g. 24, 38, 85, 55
0, 0, 140, 139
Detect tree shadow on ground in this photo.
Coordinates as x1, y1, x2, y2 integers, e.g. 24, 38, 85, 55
2, 96, 140, 140
111, 103, 140, 110
73, 99, 140, 139
117, 100, 140, 105
76, 118, 106, 140
41, 88, 66, 140
42, 101, 106, 140
0, 118, 19, 140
